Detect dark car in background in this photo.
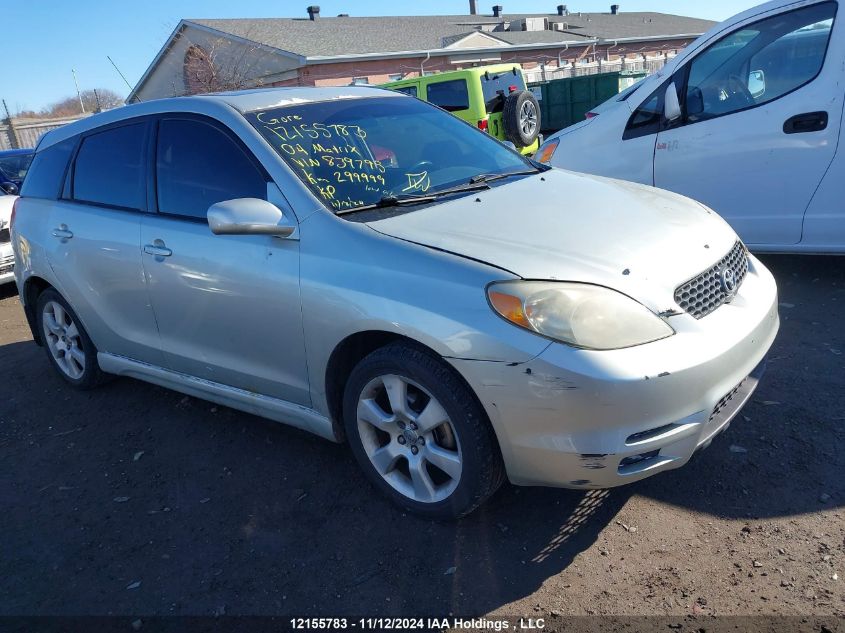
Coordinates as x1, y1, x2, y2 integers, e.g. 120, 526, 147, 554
0, 148, 34, 194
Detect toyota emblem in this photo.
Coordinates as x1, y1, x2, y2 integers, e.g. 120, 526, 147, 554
720, 267, 737, 298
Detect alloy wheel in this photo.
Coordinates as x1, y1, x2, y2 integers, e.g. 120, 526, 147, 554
356, 374, 462, 503
520, 100, 538, 137
42, 300, 86, 380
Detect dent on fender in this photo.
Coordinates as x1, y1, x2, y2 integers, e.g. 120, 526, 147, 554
471, 360, 581, 396
579, 454, 610, 470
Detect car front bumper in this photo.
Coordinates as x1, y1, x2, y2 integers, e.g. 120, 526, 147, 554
0, 243, 14, 285
449, 254, 780, 489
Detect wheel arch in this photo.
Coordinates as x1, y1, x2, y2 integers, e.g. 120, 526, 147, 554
324, 330, 498, 453
22, 275, 53, 346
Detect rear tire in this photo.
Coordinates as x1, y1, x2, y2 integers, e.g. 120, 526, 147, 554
36, 288, 106, 390
343, 342, 505, 519
503, 90, 541, 148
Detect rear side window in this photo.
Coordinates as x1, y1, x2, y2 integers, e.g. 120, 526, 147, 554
155, 118, 267, 220
73, 123, 147, 210
481, 68, 526, 113
393, 86, 418, 98
20, 139, 75, 199
426, 80, 470, 112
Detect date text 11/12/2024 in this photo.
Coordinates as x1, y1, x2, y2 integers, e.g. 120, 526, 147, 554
290, 617, 547, 630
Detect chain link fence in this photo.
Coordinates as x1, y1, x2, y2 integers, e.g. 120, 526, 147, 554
523, 54, 677, 84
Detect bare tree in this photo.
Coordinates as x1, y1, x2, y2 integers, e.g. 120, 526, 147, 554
27, 89, 125, 118
178, 30, 279, 96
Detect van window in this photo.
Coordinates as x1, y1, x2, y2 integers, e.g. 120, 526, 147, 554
683, 2, 835, 122
426, 80, 470, 112
73, 123, 147, 210
20, 139, 75, 199
481, 68, 526, 113
623, 84, 665, 140
156, 118, 267, 220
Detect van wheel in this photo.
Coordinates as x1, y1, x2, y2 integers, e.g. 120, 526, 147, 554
343, 342, 505, 519
36, 289, 106, 389
503, 90, 541, 147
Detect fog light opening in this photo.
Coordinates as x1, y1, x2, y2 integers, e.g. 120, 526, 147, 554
619, 449, 660, 468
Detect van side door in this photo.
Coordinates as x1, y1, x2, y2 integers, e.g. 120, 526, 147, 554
653, 1, 841, 247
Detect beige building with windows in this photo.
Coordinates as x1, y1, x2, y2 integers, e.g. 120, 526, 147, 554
128, 4, 715, 102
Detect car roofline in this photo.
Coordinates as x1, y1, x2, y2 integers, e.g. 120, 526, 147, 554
32, 87, 407, 151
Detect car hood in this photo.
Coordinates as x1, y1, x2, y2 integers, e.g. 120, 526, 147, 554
366, 169, 738, 312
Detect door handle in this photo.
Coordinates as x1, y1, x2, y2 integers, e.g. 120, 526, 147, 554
143, 241, 172, 257
784, 111, 828, 134
51, 226, 73, 240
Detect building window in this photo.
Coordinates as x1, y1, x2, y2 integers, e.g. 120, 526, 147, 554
352, 77, 369, 85
388, 73, 404, 82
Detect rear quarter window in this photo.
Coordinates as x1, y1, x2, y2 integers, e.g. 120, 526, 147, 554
20, 138, 76, 199
426, 80, 470, 112
393, 86, 418, 98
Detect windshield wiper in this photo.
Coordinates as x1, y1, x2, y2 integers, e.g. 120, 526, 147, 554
336, 181, 492, 216
469, 168, 541, 184
336, 194, 437, 216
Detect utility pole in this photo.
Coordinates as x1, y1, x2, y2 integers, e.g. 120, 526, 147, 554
72, 69, 86, 113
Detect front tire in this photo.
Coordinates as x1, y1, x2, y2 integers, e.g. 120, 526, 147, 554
343, 342, 505, 519
36, 288, 106, 389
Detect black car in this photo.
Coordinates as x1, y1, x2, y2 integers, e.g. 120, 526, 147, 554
0, 148, 34, 194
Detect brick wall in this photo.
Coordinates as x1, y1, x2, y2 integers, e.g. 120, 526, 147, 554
270, 38, 697, 88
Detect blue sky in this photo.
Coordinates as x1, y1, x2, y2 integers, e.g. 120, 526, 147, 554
4, 0, 760, 113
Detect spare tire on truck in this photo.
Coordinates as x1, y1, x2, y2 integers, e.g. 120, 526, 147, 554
502, 90, 541, 148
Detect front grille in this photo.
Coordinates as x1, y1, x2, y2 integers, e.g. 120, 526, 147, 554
674, 241, 749, 319
0, 228, 9, 244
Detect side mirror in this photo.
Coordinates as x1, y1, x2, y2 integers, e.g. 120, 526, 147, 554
207, 198, 296, 237
1, 182, 19, 195
501, 140, 517, 151
664, 82, 682, 122
748, 69, 766, 99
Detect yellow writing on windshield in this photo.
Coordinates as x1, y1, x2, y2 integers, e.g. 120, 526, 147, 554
402, 171, 431, 193
256, 110, 390, 210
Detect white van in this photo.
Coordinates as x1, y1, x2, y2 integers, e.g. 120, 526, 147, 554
538, 0, 845, 253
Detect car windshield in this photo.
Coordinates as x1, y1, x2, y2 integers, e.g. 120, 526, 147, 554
245, 96, 532, 213
0, 153, 33, 181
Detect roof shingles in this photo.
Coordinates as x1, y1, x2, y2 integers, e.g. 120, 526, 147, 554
189, 11, 714, 58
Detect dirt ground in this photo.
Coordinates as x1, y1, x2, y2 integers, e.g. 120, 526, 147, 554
0, 255, 842, 625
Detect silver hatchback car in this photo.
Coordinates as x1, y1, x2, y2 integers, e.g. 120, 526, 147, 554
12, 87, 779, 518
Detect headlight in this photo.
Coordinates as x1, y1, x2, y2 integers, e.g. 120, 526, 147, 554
487, 281, 674, 350
534, 138, 559, 164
